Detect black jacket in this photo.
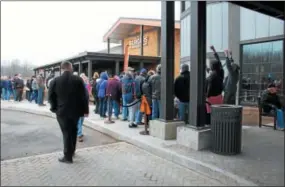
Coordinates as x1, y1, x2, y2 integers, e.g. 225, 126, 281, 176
174, 71, 190, 102
141, 75, 152, 105
48, 71, 89, 119
205, 71, 224, 98
14, 78, 24, 89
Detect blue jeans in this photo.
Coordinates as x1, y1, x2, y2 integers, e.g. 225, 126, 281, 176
276, 109, 284, 129
129, 101, 139, 124
6, 89, 12, 100
178, 102, 189, 121
37, 87, 44, 105
30, 90, 38, 103
99, 97, 107, 117
107, 98, 120, 118
2, 88, 6, 100
152, 99, 161, 119
13, 89, 16, 101
122, 93, 132, 120
77, 117, 84, 137
135, 101, 143, 124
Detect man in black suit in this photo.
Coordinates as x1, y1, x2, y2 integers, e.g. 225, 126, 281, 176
48, 61, 89, 163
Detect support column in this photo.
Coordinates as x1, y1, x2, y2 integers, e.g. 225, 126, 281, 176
44, 70, 46, 79
34, 70, 36, 76
115, 60, 120, 75
139, 61, 144, 69
78, 62, 82, 74
149, 1, 183, 140
140, 25, 144, 56
283, 3, 285, 96
228, 3, 241, 105
107, 38, 110, 54
88, 60, 92, 80
189, 1, 206, 128
177, 1, 211, 151
59, 66, 61, 76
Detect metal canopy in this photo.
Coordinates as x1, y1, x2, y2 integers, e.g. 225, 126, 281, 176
230, 1, 284, 20
33, 52, 160, 70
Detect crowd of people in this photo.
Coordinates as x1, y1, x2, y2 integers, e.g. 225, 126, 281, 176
1, 46, 284, 163
0, 74, 47, 106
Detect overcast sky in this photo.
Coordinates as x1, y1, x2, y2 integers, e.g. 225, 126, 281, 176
1, 1, 180, 66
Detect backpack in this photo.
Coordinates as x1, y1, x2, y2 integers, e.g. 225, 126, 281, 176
123, 80, 134, 94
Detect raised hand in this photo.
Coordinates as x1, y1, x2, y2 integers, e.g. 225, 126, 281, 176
210, 45, 216, 53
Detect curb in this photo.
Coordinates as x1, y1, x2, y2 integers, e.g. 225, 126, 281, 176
1, 106, 258, 186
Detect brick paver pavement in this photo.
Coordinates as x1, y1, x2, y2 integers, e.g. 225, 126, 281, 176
1, 142, 224, 186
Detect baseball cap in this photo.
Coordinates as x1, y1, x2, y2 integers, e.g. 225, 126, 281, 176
140, 68, 147, 74
127, 67, 134, 71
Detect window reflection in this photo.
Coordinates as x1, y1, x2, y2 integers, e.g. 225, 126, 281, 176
240, 40, 284, 105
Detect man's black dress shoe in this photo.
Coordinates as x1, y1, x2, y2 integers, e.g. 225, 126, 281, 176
58, 157, 73, 164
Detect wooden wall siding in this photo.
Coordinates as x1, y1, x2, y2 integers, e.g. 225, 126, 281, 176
123, 26, 181, 78
174, 29, 181, 78
124, 29, 158, 56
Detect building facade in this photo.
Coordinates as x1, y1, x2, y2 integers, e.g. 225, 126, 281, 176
180, 1, 284, 106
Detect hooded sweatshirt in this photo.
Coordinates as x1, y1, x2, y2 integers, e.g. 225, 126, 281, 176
106, 77, 122, 102
97, 72, 109, 98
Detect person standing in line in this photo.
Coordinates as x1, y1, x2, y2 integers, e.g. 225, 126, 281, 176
92, 72, 100, 114
134, 68, 147, 125
174, 64, 190, 122
121, 67, 136, 127
148, 64, 162, 120
11, 75, 17, 101
30, 76, 38, 103
76, 73, 90, 142
48, 61, 89, 163
14, 74, 24, 102
223, 49, 240, 105
105, 72, 122, 123
97, 72, 109, 119
6, 76, 13, 101
25, 78, 32, 100
37, 74, 46, 106
2, 76, 8, 100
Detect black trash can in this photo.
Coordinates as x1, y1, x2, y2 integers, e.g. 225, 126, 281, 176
211, 105, 243, 155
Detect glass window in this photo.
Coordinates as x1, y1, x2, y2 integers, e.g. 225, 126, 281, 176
240, 40, 284, 106
255, 12, 270, 38
269, 17, 284, 36
240, 7, 256, 40
210, 3, 223, 51
206, 2, 228, 52
185, 1, 191, 10
221, 3, 228, 50
180, 14, 191, 58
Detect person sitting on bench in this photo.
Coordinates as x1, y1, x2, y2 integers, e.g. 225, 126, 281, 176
261, 83, 284, 129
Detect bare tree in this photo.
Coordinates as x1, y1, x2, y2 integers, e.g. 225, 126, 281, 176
1, 59, 35, 78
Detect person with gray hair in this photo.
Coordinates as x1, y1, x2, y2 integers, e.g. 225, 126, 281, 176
148, 64, 162, 119
174, 63, 190, 122
48, 61, 89, 163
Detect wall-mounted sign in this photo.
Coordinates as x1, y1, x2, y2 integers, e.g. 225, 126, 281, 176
128, 36, 149, 49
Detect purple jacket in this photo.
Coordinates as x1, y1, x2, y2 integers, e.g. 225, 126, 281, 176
106, 78, 122, 101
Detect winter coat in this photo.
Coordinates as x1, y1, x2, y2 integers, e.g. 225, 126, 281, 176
106, 78, 122, 102
148, 73, 161, 100
134, 74, 146, 98
97, 72, 109, 98
174, 71, 190, 103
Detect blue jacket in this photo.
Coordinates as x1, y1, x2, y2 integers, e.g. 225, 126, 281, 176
97, 72, 109, 98
7, 80, 13, 91
121, 73, 135, 95
2, 80, 8, 89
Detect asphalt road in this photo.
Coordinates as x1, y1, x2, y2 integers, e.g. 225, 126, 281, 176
1, 110, 117, 161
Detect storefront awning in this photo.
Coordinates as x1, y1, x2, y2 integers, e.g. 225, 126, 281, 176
103, 17, 180, 44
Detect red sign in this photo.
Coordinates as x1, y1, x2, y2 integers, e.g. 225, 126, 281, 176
124, 45, 129, 72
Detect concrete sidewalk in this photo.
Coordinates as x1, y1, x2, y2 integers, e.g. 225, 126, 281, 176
1, 101, 284, 186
